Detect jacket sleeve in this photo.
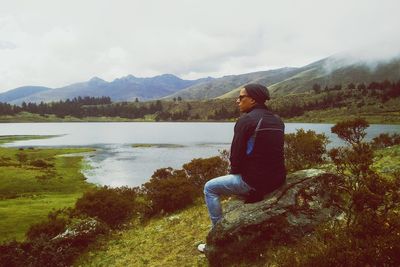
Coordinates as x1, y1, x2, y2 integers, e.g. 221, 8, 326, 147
229, 116, 254, 174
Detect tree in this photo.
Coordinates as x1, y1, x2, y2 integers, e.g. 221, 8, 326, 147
347, 83, 356, 90
312, 83, 321, 94
327, 118, 389, 227
284, 129, 329, 172
330, 117, 369, 145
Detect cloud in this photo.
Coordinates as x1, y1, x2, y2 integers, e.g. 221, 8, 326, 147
0, 0, 399, 92
0, 40, 16, 49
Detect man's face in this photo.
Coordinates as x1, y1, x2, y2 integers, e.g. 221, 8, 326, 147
236, 88, 256, 113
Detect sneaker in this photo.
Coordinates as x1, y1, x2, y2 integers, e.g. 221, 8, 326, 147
197, 243, 206, 253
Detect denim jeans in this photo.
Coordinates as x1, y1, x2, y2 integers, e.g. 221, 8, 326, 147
204, 174, 253, 226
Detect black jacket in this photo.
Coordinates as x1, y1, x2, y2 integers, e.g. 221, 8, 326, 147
229, 104, 286, 194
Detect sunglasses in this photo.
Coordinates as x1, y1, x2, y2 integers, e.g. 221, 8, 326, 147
237, 95, 250, 101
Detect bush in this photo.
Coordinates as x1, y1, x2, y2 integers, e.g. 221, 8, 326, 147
26, 210, 68, 241
183, 155, 229, 193
29, 159, 54, 168
74, 186, 137, 228
143, 168, 196, 214
331, 117, 369, 145
284, 129, 329, 172
274, 119, 400, 267
0, 237, 80, 267
371, 133, 400, 149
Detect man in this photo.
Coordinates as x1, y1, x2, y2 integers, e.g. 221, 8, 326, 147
198, 83, 286, 253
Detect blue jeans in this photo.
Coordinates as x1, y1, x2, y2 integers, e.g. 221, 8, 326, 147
204, 174, 253, 226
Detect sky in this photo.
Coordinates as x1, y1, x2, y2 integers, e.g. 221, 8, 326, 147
0, 0, 399, 92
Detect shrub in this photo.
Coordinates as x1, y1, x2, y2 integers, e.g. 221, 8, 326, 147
26, 212, 68, 241
74, 186, 137, 228
331, 117, 369, 145
29, 159, 54, 168
274, 119, 400, 267
371, 133, 400, 149
16, 152, 28, 165
143, 168, 196, 214
284, 129, 329, 172
183, 155, 229, 193
0, 241, 27, 267
0, 237, 80, 267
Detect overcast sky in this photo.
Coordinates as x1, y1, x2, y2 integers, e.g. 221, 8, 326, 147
0, 0, 399, 92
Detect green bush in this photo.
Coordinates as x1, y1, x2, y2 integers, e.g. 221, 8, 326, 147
183, 155, 229, 193
74, 186, 137, 228
0, 237, 80, 267
371, 133, 400, 149
29, 159, 54, 168
284, 129, 329, 172
26, 213, 67, 241
273, 119, 400, 267
143, 168, 196, 214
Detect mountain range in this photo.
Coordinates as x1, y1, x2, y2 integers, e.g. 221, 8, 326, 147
1, 55, 399, 104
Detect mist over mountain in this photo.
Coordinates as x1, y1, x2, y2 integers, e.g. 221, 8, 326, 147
267, 56, 400, 95
167, 54, 400, 99
1, 54, 399, 105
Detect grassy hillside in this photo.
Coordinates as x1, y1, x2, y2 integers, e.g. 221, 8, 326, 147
0, 137, 94, 242
269, 57, 400, 95
76, 199, 211, 266
270, 90, 400, 124
166, 67, 299, 100
76, 145, 400, 266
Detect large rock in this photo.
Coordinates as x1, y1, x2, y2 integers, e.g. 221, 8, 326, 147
205, 169, 342, 266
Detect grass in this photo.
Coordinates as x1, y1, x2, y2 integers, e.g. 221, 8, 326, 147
0, 136, 94, 243
76, 145, 400, 267
76, 199, 211, 267
372, 144, 400, 178
285, 108, 400, 124
0, 135, 59, 145
0, 193, 81, 242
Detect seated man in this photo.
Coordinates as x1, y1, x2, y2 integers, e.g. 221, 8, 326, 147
198, 84, 286, 253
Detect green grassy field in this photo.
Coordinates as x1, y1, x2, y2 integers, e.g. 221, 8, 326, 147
0, 136, 94, 242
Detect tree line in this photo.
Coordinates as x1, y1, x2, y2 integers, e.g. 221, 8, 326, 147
1, 79, 399, 120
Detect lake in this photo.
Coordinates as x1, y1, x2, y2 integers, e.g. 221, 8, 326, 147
1, 122, 399, 187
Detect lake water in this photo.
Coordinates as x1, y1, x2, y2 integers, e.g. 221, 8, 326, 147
1, 122, 399, 187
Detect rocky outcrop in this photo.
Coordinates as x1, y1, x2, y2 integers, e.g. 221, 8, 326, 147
205, 169, 342, 266
52, 218, 108, 245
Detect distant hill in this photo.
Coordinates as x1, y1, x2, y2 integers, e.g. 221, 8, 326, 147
165, 67, 300, 100
4, 74, 213, 104
169, 56, 400, 100
2, 54, 399, 104
268, 57, 400, 95
0, 86, 51, 103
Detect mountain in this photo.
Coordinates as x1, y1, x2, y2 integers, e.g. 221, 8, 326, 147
164, 67, 300, 100
165, 56, 400, 100
268, 57, 400, 95
0, 86, 51, 103
5, 74, 213, 104
2, 54, 399, 104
